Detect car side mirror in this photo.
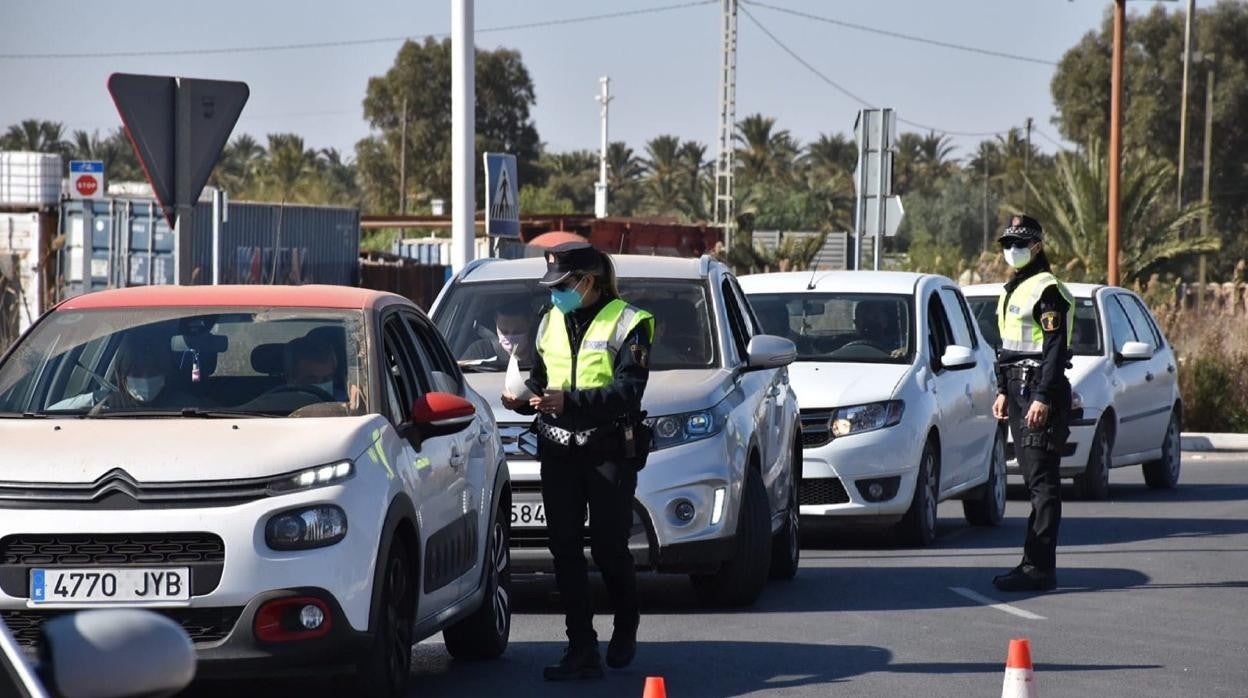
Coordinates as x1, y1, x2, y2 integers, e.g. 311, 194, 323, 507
1118, 341, 1154, 362
744, 334, 797, 371
940, 345, 976, 370
407, 392, 476, 440
39, 609, 196, 698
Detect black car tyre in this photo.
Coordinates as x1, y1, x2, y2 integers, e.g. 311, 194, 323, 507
1143, 408, 1182, 490
1075, 420, 1113, 501
769, 446, 801, 581
963, 427, 1006, 526
352, 541, 415, 698
691, 467, 772, 607
895, 439, 939, 546
444, 502, 512, 660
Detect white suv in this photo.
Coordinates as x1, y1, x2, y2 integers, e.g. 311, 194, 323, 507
963, 283, 1182, 499
0, 285, 512, 696
740, 271, 1006, 545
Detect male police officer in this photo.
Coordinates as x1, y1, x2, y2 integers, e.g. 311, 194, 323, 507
991, 215, 1074, 592
502, 241, 654, 680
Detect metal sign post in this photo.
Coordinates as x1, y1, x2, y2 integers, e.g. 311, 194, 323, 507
853, 108, 903, 271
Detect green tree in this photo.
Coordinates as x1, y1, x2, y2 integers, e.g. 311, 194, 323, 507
735, 114, 799, 189
1021, 139, 1217, 285
210, 134, 265, 194
0, 119, 69, 157
68, 127, 143, 182
606, 141, 644, 216
533, 150, 596, 213
642, 135, 686, 217
355, 38, 541, 215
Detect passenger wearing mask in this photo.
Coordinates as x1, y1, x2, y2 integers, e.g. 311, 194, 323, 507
464, 300, 536, 365
49, 332, 194, 413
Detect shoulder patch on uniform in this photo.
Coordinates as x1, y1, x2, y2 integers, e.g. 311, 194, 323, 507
631, 344, 648, 368
1040, 311, 1060, 332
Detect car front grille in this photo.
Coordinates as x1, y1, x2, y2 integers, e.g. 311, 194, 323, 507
799, 477, 850, 506
0, 533, 225, 597
801, 410, 833, 448
0, 467, 272, 509
2, 606, 242, 647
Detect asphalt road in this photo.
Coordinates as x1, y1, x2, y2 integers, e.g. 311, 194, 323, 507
191, 452, 1248, 697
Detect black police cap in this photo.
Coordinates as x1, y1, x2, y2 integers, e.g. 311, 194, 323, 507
998, 214, 1043, 244
539, 241, 604, 286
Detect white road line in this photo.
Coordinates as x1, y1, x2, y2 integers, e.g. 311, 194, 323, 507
949, 586, 1046, 620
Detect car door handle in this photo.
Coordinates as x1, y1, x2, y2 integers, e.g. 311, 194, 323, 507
1145, 372, 1154, 382
477, 429, 491, 444
1167, 364, 1176, 374
450, 446, 465, 469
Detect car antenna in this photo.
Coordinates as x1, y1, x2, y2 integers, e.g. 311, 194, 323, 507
806, 242, 823, 290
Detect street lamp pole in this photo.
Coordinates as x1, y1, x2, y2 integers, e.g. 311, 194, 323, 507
450, 0, 475, 273
1108, 0, 1125, 286
1177, 0, 1195, 208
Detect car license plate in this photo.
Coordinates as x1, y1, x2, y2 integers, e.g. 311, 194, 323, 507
30, 568, 190, 605
510, 497, 589, 529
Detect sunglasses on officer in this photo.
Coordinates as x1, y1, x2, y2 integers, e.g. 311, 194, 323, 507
998, 237, 1034, 250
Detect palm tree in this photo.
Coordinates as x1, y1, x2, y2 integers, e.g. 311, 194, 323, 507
318, 148, 360, 206
892, 132, 924, 196
0, 119, 69, 157
212, 134, 266, 194
642, 135, 685, 217
258, 134, 320, 282
677, 141, 711, 221
1020, 138, 1217, 285
916, 131, 956, 185
735, 114, 798, 187
801, 133, 857, 232
537, 150, 597, 212
606, 141, 643, 216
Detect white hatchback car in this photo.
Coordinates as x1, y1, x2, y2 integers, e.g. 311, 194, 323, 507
963, 283, 1182, 499
740, 272, 1006, 545
0, 285, 511, 696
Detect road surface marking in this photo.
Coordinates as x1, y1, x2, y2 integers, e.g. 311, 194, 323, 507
949, 586, 1046, 620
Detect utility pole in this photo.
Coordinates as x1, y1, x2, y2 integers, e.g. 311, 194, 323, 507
450, 0, 475, 272
714, 0, 738, 249
1198, 56, 1216, 311
1107, 0, 1125, 286
1177, 0, 1196, 209
398, 96, 408, 216
1024, 117, 1032, 210
594, 76, 612, 219
982, 152, 990, 255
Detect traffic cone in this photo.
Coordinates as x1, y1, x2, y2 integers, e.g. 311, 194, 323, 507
1001, 638, 1037, 698
642, 676, 667, 698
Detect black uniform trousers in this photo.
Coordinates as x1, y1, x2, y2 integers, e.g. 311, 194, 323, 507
540, 450, 639, 648
1005, 375, 1070, 574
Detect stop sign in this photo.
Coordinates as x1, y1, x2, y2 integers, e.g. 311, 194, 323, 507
75, 175, 98, 197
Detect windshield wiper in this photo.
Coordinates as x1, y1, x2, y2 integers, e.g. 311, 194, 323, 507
0, 411, 52, 419
84, 408, 276, 419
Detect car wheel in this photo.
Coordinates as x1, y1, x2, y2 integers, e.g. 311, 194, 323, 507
1075, 420, 1112, 500
895, 439, 939, 546
444, 502, 512, 659
769, 449, 801, 581
352, 541, 415, 698
691, 467, 772, 607
1143, 408, 1182, 490
963, 427, 1006, 526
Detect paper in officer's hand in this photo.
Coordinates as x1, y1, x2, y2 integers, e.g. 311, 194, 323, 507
504, 352, 532, 401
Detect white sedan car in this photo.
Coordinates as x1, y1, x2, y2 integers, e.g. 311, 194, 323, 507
0, 285, 511, 696
740, 272, 1006, 546
963, 283, 1182, 499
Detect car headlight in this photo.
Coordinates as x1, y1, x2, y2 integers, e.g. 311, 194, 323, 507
829, 400, 905, 438
268, 461, 354, 494
265, 505, 348, 550
646, 400, 731, 451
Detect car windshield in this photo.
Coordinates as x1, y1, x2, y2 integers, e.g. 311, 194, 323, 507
0, 308, 369, 418
434, 278, 717, 371
745, 292, 914, 364
966, 295, 1102, 356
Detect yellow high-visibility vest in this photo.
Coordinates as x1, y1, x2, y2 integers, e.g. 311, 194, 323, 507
997, 272, 1074, 353
537, 299, 655, 390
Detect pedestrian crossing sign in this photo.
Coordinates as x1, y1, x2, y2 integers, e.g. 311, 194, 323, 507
484, 152, 520, 237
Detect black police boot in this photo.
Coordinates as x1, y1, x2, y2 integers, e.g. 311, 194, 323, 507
606, 615, 639, 669
543, 644, 605, 681
992, 566, 1057, 592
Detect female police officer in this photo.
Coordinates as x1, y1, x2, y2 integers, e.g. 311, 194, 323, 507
501, 241, 654, 681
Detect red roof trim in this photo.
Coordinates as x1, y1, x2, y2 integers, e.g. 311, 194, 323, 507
58, 285, 382, 311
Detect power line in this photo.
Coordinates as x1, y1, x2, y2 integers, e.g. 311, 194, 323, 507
743, 0, 1059, 68
740, 6, 1013, 139
1033, 127, 1071, 152
0, 1, 715, 60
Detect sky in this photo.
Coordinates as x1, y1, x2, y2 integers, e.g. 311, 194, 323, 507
0, 0, 1201, 165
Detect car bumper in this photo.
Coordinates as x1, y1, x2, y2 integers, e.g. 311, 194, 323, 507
797, 421, 926, 520
1005, 409, 1097, 477
504, 431, 740, 575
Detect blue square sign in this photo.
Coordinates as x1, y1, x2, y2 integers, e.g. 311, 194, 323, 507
484, 153, 520, 238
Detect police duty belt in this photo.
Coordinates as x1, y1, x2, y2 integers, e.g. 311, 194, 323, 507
535, 419, 599, 447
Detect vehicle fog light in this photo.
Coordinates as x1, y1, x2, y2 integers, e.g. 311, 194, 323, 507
867, 482, 884, 499
710, 487, 727, 525
674, 500, 696, 523
299, 604, 325, 630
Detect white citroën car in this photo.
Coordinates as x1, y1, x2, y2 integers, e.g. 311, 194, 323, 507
0, 285, 511, 696
432, 254, 802, 607
740, 271, 1007, 545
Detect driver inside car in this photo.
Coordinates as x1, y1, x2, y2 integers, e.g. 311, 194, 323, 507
50, 332, 193, 413
852, 300, 906, 359
285, 336, 346, 401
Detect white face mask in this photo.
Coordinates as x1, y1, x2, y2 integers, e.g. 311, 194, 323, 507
125, 375, 165, 402
497, 331, 525, 355
1004, 246, 1033, 269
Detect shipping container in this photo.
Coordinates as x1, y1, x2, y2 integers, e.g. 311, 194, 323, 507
393, 236, 490, 265
0, 152, 62, 207
56, 196, 360, 300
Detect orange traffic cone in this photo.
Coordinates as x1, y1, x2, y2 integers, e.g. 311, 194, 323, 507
642, 676, 667, 698
1001, 638, 1037, 698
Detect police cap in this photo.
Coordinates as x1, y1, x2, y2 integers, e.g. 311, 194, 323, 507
539, 241, 604, 287
998, 214, 1043, 244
